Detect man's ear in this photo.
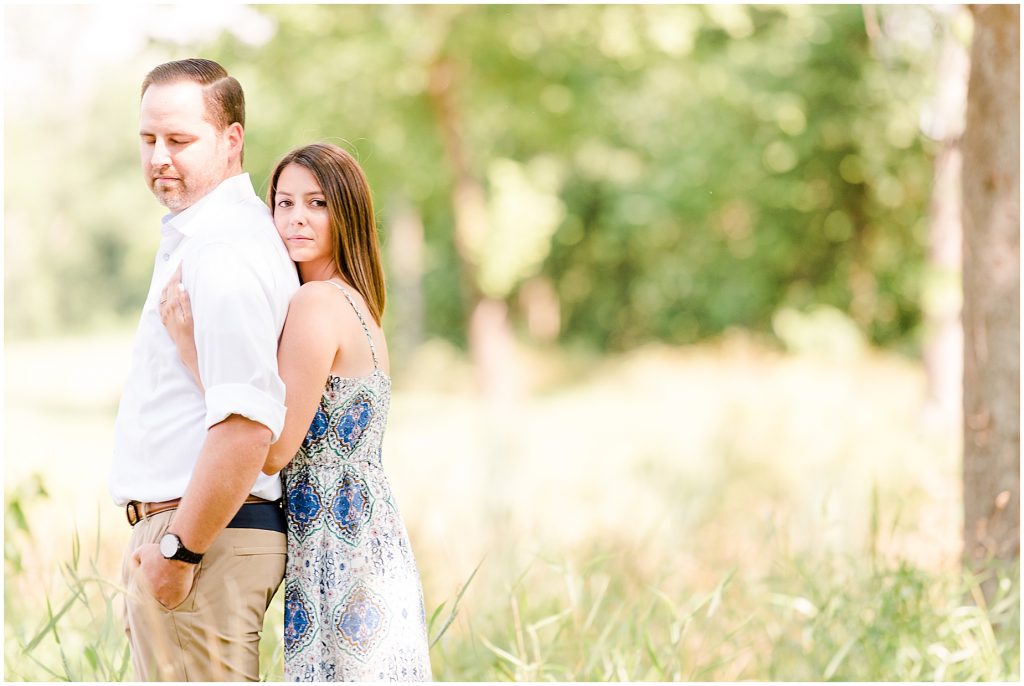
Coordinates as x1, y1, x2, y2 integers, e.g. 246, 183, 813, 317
225, 122, 244, 163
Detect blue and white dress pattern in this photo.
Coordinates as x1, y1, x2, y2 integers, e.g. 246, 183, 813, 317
283, 283, 431, 681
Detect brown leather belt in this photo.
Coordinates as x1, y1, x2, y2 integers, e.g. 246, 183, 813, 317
126, 495, 270, 526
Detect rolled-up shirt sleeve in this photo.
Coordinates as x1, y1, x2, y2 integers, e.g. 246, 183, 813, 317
187, 242, 287, 441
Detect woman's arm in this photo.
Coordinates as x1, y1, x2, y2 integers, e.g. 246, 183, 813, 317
162, 274, 340, 476
261, 283, 341, 475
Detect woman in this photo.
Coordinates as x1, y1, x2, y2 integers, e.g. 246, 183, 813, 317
160, 143, 432, 681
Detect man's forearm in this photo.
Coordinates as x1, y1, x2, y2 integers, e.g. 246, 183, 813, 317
170, 415, 272, 553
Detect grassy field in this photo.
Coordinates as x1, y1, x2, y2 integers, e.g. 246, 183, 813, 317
4, 331, 1019, 680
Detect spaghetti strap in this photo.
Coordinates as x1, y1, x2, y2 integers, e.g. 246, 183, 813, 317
326, 280, 380, 370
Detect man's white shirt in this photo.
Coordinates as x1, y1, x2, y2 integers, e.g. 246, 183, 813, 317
110, 173, 300, 506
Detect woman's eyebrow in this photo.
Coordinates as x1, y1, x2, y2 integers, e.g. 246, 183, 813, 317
278, 189, 324, 196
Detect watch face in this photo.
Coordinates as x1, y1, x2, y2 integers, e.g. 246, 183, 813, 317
159, 533, 179, 558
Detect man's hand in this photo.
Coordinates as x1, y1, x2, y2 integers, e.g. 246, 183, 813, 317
131, 543, 197, 610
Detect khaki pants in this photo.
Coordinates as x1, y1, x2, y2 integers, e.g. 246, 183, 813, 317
121, 509, 285, 681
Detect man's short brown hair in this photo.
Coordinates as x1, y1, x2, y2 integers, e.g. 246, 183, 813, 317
141, 58, 245, 132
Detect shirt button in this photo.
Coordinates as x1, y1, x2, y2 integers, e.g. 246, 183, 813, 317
163, 253, 170, 261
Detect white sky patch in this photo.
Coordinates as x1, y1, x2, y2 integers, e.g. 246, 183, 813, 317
5, 5, 276, 114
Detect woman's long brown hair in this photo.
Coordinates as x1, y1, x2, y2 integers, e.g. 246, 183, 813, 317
268, 143, 386, 325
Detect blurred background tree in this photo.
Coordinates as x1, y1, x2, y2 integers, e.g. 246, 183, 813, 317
13, 5, 1017, 562
5, 5, 943, 359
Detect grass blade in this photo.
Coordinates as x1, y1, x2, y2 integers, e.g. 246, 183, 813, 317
427, 600, 446, 636
24, 588, 84, 652
480, 635, 526, 668
429, 556, 484, 649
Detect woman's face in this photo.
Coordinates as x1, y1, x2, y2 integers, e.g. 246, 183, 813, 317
273, 163, 333, 265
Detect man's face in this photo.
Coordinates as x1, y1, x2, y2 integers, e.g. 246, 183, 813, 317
139, 81, 233, 213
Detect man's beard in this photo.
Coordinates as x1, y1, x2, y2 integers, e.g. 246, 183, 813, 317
154, 185, 189, 211
153, 176, 215, 213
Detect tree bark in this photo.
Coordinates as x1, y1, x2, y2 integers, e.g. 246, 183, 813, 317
961, 4, 1020, 571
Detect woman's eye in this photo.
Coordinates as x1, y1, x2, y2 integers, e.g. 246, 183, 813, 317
312, 199, 327, 208
277, 200, 292, 208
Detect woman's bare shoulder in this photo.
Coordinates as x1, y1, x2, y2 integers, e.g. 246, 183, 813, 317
284, 281, 347, 325
291, 280, 343, 303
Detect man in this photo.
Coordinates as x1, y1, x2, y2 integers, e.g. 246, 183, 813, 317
110, 58, 299, 681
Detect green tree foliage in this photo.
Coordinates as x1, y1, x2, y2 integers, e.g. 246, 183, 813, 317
536, 5, 935, 350
5, 5, 940, 352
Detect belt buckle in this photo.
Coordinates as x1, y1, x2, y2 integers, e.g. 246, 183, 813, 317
126, 501, 141, 526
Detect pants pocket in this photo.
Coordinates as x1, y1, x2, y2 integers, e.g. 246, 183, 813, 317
129, 559, 203, 613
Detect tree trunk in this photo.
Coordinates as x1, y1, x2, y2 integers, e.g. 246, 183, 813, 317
961, 5, 1020, 572
518, 276, 561, 344
385, 195, 425, 369
426, 54, 523, 405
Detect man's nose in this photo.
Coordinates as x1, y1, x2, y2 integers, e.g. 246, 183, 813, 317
150, 140, 171, 168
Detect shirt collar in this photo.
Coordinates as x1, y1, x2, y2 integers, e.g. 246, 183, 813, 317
160, 173, 256, 237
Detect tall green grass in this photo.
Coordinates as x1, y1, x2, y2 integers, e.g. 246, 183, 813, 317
421, 543, 1018, 681
2, 480, 477, 682
5, 479, 130, 681
6, 484, 1017, 681
4, 337, 1019, 681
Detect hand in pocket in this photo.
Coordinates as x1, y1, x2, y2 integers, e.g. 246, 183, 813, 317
131, 543, 197, 610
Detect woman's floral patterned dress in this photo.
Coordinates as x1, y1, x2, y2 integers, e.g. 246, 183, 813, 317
282, 283, 431, 681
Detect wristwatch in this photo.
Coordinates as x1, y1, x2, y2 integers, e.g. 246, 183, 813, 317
159, 532, 203, 564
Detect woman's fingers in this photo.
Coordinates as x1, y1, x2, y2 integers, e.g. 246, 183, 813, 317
159, 286, 171, 323
177, 284, 192, 324
161, 264, 183, 304
167, 264, 187, 322
159, 263, 194, 329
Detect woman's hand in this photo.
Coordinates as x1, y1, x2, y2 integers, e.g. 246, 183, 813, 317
160, 264, 203, 391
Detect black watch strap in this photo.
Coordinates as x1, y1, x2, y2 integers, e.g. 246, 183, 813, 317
171, 545, 203, 564
161, 533, 203, 564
